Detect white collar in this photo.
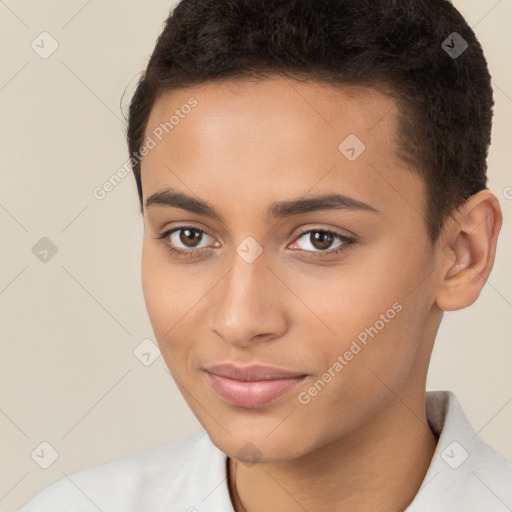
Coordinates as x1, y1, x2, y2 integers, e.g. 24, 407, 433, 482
159, 390, 512, 511
407, 390, 512, 510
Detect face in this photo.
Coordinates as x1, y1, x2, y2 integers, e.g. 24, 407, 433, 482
140, 76, 442, 462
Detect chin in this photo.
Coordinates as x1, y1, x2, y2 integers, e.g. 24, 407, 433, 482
208, 427, 310, 464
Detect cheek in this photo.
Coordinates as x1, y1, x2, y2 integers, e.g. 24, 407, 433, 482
141, 242, 193, 351
287, 273, 429, 442
290, 251, 430, 388
140, 240, 218, 375
141, 244, 170, 331
141, 238, 200, 323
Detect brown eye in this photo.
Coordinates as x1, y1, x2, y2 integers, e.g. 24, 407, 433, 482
309, 231, 335, 250
156, 227, 217, 257
290, 229, 354, 258
179, 228, 204, 248
294, 230, 342, 252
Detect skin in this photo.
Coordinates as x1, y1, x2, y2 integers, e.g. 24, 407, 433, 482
139, 76, 502, 512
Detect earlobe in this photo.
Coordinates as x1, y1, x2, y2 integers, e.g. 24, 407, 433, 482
435, 190, 502, 311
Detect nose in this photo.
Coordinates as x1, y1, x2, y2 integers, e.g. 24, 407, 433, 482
208, 251, 289, 348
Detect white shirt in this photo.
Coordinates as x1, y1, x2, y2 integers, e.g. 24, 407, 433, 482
19, 390, 512, 511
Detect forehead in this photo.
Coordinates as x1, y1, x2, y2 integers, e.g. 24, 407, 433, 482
141, 76, 424, 220
145, 77, 399, 150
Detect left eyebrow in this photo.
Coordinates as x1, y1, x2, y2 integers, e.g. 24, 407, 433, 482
144, 187, 379, 221
268, 192, 380, 218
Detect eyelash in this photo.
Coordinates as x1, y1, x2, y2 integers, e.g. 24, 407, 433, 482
155, 226, 355, 260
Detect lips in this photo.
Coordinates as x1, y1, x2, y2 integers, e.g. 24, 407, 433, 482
204, 363, 308, 408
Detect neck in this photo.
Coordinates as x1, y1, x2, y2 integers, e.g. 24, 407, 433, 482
229, 388, 438, 512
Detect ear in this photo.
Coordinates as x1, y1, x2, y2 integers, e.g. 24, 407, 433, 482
435, 190, 502, 311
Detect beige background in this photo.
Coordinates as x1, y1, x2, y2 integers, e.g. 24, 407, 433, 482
0, 1, 511, 510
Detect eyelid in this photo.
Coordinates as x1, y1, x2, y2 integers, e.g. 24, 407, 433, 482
155, 224, 356, 258
288, 227, 355, 256
157, 225, 218, 248
157, 222, 217, 241
293, 222, 358, 240
289, 224, 357, 250
293, 224, 355, 240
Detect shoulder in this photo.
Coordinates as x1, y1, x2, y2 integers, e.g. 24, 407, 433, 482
18, 430, 220, 512
408, 390, 512, 511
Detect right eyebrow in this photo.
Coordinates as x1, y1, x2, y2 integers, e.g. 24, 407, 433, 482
144, 187, 380, 221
